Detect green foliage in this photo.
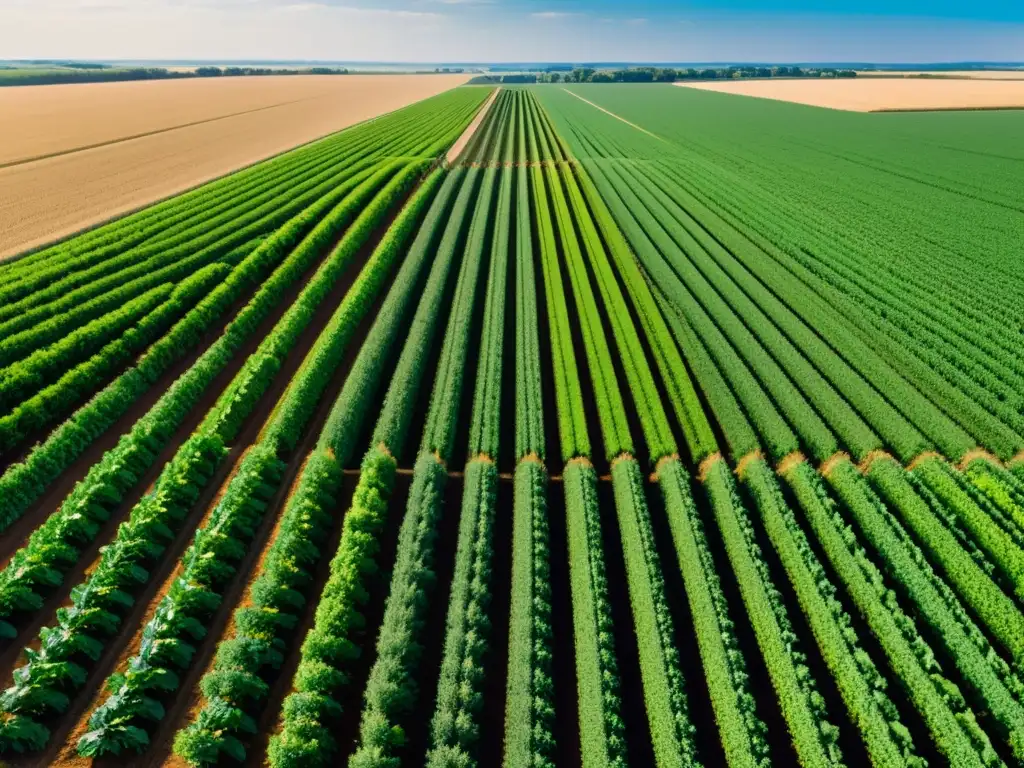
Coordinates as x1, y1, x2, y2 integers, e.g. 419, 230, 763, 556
174, 450, 341, 766
0, 265, 222, 451
428, 459, 498, 765
745, 457, 923, 768
831, 458, 1024, 762
513, 160, 545, 462
911, 458, 1024, 604
371, 169, 481, 458
545, 162, 632, 460
465, 167, 512, 460
503, 460, 555, 767
867, 457, 1024, 667
429, 161, 512, 765
78, 447, 285, 757
0, 435, 224, 751
704, 458, 844, 767
783, 459, 998, 767
657, 457, 769, 768
200, 159, 412, 443
561, 164, 678, 462
532, 164, 587, 461
420, 168, 495, 460
563, 459, 627, 768
350, 451, 449, 768
266, 165, 444, 454
611, 457, 700, 767
269, 446, 397, 768
318, 167, 465, 463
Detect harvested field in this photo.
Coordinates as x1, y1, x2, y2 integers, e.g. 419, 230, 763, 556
856, 70, 1024, 80
676, 77, 1024, 112
0, 73, 468, 259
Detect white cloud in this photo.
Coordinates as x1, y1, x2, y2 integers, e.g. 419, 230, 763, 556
275, 2, 327, 11
626, 17, 647, 25
530, 11, 575, 19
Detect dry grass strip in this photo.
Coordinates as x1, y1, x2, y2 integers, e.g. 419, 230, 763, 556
857, 449, 895, 474
956, 447, 1003, 472
649, 452, 681, 483
734, 449, 765, 480
820, 451, 852, 479
776, 451, 807, 477
697, 451, 724, 483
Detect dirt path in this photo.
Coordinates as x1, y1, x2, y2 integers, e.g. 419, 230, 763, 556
560, 88, 665, 141
446, 86, 501, 166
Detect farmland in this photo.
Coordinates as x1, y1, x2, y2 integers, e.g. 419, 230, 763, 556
0, 79, 1022, 768
677, 77, 1024, 111
0, 73, 470, 260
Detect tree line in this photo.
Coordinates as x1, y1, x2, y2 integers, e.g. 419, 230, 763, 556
470, 65, 858, 85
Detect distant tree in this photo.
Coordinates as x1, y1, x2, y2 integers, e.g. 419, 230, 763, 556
196, 66, 223, 77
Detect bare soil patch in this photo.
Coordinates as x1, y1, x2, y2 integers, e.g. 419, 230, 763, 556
0, 74, 468, 259
676, 78, 1024, 113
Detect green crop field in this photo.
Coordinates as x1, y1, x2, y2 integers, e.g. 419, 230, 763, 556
0, 81, 1022, 768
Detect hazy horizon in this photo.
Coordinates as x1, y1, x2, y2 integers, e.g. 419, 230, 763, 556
2, 1, 1023, 64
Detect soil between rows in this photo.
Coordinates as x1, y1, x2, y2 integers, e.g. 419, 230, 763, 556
0, 179, 408, 768
0, 237, 328, 675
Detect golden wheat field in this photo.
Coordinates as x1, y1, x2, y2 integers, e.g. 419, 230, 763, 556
0, 73, 469, 259
677, 76, 1024, 112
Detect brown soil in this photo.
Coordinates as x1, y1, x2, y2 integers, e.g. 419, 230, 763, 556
648, 452, 681, 483
955, 447, 1002, 471
906, 450, 945, 472
1009, 450, 1024, 468
0, 74, 469, 260
857, 449, 895, 474
775, 451, 807, 477
677, 78, 1024, 112
734, 449, 765, 480
446, 86, 499, 166
697, 451, 724, 482
609, 451, 635, 470
819, 451, 852, 479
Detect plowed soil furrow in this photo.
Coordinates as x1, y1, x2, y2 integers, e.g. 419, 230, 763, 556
0, 194, 403, 767
146, 241, 400, 766
0, 283, 258, 569
240, 471, 365, 767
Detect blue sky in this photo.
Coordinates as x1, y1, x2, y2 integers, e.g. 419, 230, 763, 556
1, 0, 1022, 63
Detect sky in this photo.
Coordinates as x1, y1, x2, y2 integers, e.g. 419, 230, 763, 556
1, 0, 1022, 64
